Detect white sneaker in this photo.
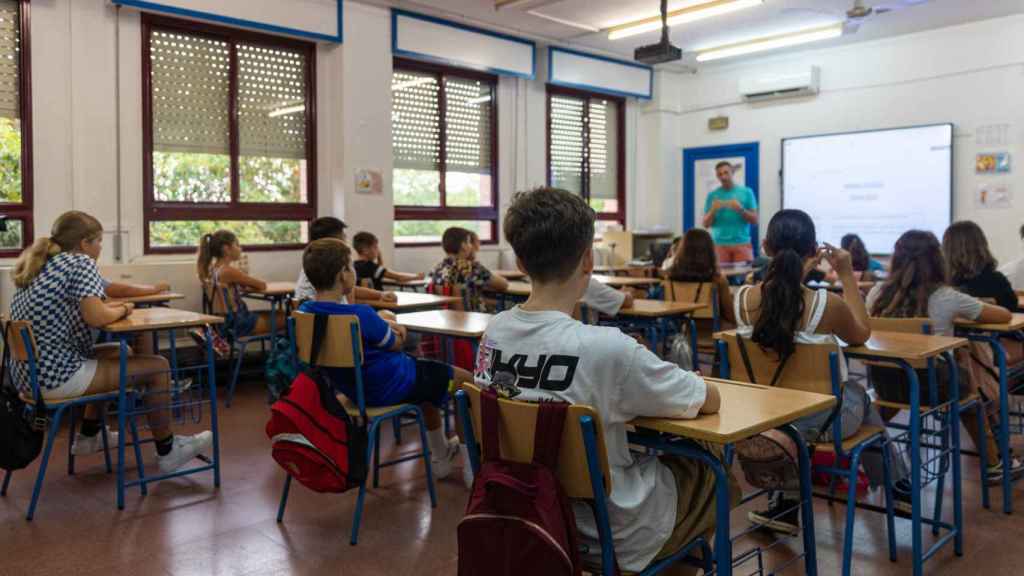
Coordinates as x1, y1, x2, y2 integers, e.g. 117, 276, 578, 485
157, 431, 213, 473
430, 437, 460, 480
70, 430, 119, 456
460, 443, 475, 490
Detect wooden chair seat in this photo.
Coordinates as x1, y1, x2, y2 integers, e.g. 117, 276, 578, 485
337, 394, 415, 419
813, 425, 885, 453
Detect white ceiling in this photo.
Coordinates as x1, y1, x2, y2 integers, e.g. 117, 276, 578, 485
366, 0, 1024, 67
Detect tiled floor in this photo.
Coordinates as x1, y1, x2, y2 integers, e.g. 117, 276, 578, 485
2, 381, 1023, 575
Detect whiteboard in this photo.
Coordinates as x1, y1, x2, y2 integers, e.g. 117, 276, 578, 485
782, 124, 954, 255
393, 11, 535, 78
112, 0, 341, 41
549, 47, 652, 100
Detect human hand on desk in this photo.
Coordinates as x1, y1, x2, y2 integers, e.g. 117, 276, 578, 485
154, 282, 171, 293
382, 291, 398, 303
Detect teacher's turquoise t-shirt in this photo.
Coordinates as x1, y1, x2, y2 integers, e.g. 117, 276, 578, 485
704, 186, 757, 246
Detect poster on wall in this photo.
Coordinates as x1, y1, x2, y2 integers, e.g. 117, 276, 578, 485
976, 153, 1011, 174
694, 157, 745, 227
355, 169, 383, 195
975, 182, 1012, 210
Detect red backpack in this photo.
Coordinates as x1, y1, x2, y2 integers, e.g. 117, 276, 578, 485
265, 314, 368, 493
458, 387, 583, 576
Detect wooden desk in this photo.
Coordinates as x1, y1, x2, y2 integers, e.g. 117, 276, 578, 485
105, 308, 223, 333
955, 312, 1024, 332
362, 292, 460, 312
617, 299, 705, 318
396, 310, 492, 339
502, 281, 533, 297
382, 277, 429, 291
249, 281, 296, 297
493, 269, 528, 280
721, 266, 754, 278
632, 379, 835, 445
592, 274, 658, 288
107, 292, 185, 306
102, 308, 224, 510
844, 330, 966, 360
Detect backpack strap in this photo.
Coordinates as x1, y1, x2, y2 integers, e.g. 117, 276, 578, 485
531, 400, 568, 469
735, 335, 791, 387
310, 313, 329, 367
694, 282, 704, 303
480, 386, 502, 462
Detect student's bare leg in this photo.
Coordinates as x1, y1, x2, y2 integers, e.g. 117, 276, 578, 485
87, 355, 173, 439
421, 366, 472, 432
81, 344, 131, 421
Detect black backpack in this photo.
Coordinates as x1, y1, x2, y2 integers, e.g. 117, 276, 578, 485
0, 321, 44, 471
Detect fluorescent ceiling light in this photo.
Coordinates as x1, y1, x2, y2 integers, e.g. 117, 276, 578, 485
695, 24, 843, 62
268, 104, 305, 118
392, 77, 435, 91
465, 95, 492, 106
608, 0, 763, 41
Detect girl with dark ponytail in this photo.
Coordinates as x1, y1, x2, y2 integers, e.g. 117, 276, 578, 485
196, 230, 272, 337
735, 210, 911, 533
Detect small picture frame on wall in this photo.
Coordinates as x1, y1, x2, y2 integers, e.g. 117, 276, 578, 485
976, 152, 1011, 174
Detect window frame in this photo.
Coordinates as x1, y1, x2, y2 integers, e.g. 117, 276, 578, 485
545, 84, 625, 226
0, 0, 33, 257
141, 14, 318, 254
392, 57, 499, 247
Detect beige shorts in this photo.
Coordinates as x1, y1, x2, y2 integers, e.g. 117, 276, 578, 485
41, 360, 98, 401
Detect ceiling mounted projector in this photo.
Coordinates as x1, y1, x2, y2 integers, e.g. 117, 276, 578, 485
634, 0, 682, 65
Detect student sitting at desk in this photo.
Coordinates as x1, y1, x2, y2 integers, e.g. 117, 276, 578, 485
197, 230, 272, 338
476, 187, 735, 574
582, 277, 634, 317
12, 211, 210, 469
428, 227, 508, 312
997, 224, 1024, 291
351, 231, 424, 291
294, 217, 397, 304
867, 230, 1023, 484
943, 221, 1021, 312
734, 210, 911, 534
298, 238, 470, 479
667, 228, 735, 324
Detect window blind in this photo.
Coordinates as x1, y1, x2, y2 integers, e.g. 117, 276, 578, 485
588, 98, 618, 201
0, 0, 20, 120
549, 94, 584, 194
150, 30, 230, 154
444, 77, 492, 175
238, 42, 308, 160
392, 70, 441, 172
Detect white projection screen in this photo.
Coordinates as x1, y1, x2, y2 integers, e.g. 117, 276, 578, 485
782, 124, 953, 255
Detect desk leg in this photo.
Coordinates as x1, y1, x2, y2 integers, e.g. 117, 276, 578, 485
943, 351, 964, 555
781, 424, 817, 576
116, 337, 129, 510
900, 359, 923, 576
689, 317, 699, 373
206, 325, 222, 487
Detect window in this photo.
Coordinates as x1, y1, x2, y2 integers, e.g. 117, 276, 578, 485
547, 85, 624, 225
142, 16, 316, 253
392, 58, 498, 246
0, 0, 31, 255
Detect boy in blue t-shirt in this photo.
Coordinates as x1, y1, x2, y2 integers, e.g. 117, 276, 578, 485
298, 238, 470, 478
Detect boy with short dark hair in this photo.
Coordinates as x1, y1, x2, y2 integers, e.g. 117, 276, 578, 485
475, 187, 735, 573
295, 217, 397, 304
352, 231, 424, 291
428, 227, 509, 311
299, 238, 470, 478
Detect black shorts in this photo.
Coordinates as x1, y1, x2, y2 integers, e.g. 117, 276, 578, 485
399, 358, 453, 406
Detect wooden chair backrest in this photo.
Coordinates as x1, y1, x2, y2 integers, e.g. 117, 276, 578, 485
717, 332, 837, 395
461, 382, 611, 499
4, 320, 36, 363
868, 317, 932, 368
292, 311, 363, 368
663, 280, 716, 320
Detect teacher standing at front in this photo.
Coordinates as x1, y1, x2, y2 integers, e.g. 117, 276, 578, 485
702, 161, 758, 264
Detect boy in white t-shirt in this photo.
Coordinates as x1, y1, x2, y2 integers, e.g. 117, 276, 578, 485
474, 187, 737, 574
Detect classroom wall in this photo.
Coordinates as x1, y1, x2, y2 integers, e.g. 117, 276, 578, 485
647, 14, 1024, 263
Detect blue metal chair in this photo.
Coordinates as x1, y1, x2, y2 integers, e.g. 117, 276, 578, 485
275, 312, 438, 545
0, 321, 143, 520
664, 280, 720, 371
717, 333, 899, 576
214, 284, 274, 407
456, 383, 713, 575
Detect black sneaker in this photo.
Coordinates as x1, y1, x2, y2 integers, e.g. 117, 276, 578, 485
891, 480, 913, 519
986, 457, 1024, 486
748, 493, 800, 536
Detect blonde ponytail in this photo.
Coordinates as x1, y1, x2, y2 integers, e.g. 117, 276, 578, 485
14, 237, 58, 288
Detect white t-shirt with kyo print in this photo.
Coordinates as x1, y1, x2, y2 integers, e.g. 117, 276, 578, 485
474, 306, 707, 572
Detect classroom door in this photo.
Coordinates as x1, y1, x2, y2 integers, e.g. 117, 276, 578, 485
682, 142, 761, 257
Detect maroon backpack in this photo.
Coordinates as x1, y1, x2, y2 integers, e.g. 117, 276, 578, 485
458, 387, 582, 576
265, 314, 368, 493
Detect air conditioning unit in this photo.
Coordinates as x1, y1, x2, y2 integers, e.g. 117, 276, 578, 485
739, 66, 820, 102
